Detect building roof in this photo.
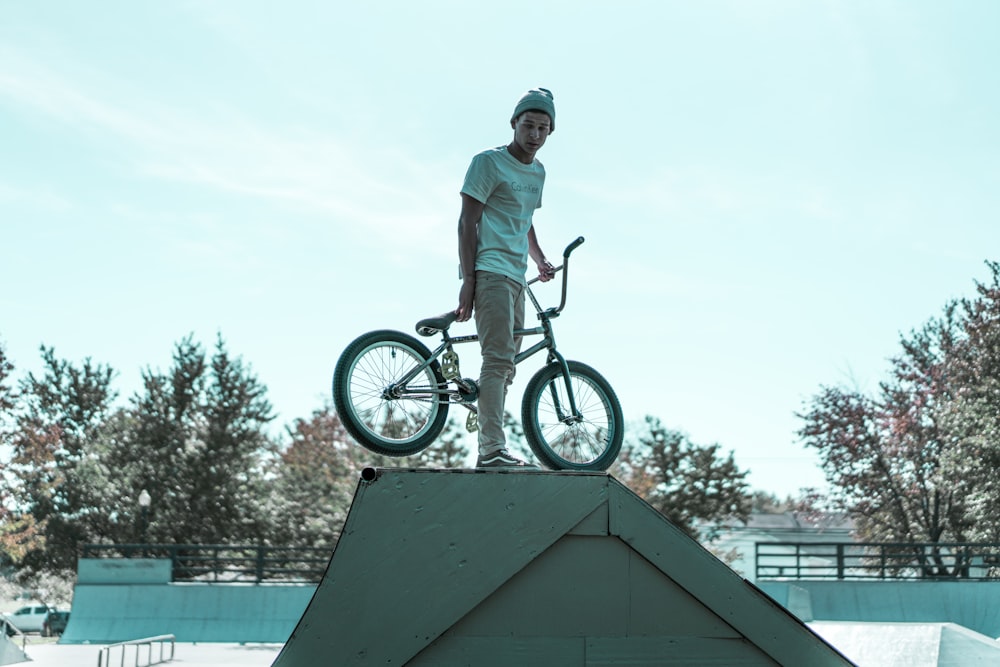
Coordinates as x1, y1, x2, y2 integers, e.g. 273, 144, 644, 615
711, 511, 854, 534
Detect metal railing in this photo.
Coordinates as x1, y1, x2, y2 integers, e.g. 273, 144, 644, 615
80, 543, 332, 583
756, 541, 1000, 581
97, 634, 175, 667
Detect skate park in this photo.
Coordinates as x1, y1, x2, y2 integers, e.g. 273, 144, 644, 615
5, 468, 1000, 665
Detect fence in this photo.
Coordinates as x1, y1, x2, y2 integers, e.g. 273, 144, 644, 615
80, 544, 332, 583
755, 541, 1000, 581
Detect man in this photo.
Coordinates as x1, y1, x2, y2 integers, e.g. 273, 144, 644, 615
455, 87, 557, 468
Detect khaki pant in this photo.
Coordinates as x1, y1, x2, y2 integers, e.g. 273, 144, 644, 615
474, 271, 525, 455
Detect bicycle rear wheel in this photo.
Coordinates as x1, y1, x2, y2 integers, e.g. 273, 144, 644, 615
332, 330, 450, 457
521, 360, 623, 471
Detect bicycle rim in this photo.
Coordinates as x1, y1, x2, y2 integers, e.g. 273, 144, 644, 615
340, 336, 445, 450
524, 362, 622, 470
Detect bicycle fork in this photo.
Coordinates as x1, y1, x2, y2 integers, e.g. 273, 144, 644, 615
547, 350, 583, 424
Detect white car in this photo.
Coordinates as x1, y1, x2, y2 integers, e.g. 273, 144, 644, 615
2, 605, 53, 633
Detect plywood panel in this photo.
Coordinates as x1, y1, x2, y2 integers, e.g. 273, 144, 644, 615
447, 536, 630, 637
410, 636, 585, 666
568, 503, 609, 536
587, 636, 777, 666
626, 549, 740, 638
445, 536, 739, 640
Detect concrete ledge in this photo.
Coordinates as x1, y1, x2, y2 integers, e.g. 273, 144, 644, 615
77, 558, 172, 584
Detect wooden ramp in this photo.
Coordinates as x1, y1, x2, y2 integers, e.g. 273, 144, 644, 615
272, 469, 854, 666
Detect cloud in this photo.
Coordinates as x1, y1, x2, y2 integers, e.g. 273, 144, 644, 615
0, 182, 73, 212
0, 45, 456, 257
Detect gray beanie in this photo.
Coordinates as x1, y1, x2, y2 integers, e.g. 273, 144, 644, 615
511, 87, 555, 132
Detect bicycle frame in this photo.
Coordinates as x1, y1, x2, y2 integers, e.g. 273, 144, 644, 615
392, 237, 586, 419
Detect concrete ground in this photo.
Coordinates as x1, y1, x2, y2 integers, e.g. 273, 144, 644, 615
12, 637, 283, 667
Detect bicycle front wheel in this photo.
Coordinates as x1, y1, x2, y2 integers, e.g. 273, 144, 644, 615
522, 360, 624, 471
333, 330, 449, 457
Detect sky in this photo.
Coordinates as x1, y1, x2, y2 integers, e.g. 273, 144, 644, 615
2, 1, 999, 498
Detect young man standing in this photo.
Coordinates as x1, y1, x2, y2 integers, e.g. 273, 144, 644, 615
455, 88, 557, 468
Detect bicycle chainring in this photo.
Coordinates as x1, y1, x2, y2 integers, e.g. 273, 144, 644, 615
457, 377, 479, 403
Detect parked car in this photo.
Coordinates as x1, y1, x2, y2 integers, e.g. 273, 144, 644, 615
1, 605, 53, 633
41, 610, 70, 637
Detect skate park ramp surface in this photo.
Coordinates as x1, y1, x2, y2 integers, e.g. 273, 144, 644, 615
762, 579, 1000, 638
61, 556, 316, 644
272, 467, 852, 666
61, 582, 314, 644
810, 621, 1000, 666
19, 641, 281, 667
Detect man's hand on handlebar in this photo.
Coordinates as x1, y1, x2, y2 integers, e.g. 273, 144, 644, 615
537, 259, 556, 282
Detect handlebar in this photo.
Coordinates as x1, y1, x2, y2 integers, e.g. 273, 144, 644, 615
431, 236, 585, 336
526, 237, 585, 287
564, 236, 585, 258
525, 236, 585, 315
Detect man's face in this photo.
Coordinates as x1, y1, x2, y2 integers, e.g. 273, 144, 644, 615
512, 111, 551, 157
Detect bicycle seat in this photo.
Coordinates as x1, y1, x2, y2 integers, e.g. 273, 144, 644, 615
416, 311, 458, 337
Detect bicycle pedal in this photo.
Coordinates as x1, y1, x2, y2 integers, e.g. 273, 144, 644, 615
465, 410, 478, 433
441, 349, 460, 380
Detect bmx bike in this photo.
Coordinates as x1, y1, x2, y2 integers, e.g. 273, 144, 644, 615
332, 237, 623, 471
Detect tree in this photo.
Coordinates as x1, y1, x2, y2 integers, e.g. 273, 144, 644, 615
0, 339, 14, 417
612, 416, 752, 540
266, 407, 365, 549
938, 261, 1000, 541
799, 307, 978, 552
103, 335, 277, 548
798, 261, 1000, 566
750, 491, 797, 514
266, 403, 460, 549
413, 417, 471, 468
6, 346, 118, 572
0, 340, 43, 566
184, 335, 275, 544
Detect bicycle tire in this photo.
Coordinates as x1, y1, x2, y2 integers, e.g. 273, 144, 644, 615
521, 360, 624, 471
332, 330, 450, 457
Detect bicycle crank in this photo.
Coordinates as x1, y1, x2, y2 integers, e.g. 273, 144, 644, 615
455, 377, 479, 403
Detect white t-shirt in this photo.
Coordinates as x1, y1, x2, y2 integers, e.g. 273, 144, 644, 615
460, 146, 545, 283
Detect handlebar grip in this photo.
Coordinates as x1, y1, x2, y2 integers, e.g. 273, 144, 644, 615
563, 236, 585, 258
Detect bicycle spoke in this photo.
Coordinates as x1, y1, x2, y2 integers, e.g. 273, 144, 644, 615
534, 373, 614, 465
346, 343, 440, 444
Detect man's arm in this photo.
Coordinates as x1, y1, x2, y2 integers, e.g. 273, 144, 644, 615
527, 225, 556, 282
456, 193, 484, 321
